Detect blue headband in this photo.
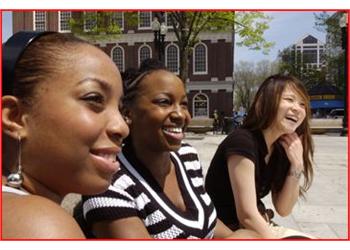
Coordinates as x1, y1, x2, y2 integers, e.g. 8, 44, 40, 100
2, 31, 55, 96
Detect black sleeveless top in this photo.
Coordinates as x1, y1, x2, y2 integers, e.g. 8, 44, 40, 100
205, 129, 290, 227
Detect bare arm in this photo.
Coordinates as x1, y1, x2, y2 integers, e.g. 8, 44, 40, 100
92, 217, 152, 239
227, 155, 277, 239
2, 194, 85, 239
272, 133, 303, 216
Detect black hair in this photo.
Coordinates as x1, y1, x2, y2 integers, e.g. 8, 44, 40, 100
2, 31, 90, 106
121, 58, 167, 108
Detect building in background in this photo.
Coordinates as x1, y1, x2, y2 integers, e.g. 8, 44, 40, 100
280, 34, 325, 72
12, 10, 234, 119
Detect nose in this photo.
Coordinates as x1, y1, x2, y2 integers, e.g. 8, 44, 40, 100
170, 105, 188, 124
107, 110, 129, 145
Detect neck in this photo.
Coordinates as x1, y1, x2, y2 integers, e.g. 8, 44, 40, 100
131, 142, 172, 182
262, 127, 283, 154
21, 173, 63, 204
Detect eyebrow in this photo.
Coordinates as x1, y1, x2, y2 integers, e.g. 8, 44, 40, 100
77, 77, 113, 92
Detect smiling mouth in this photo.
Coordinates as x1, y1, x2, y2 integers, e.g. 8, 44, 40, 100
162, 126, 185, 142
286, 116, 298, 123
90, 148, 121, 174
163, 127, 183, 133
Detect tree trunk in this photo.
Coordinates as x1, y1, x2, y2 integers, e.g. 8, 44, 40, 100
179, 46, 189, 84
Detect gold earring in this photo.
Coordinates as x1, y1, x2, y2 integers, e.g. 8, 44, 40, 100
7, 134, 23, 188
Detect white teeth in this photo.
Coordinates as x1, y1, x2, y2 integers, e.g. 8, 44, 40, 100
163, 127, 183, 133
97, 153, 117, 162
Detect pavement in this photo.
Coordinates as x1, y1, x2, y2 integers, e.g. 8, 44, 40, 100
183, 132, 348, 239
62, 132, 348, 239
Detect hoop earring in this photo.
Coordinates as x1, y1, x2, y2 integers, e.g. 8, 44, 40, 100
7, 135, 23, 188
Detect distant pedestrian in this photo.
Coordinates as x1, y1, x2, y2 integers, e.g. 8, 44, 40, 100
213, 110, 220, 134
205, 74, 315, 239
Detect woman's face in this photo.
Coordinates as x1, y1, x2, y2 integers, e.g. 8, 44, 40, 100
272, 85, 306, 135
129, 70, 191, 152
23, 44, 129, 195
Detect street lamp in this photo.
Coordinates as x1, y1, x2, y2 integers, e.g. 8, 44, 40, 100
339, 12, 348, 136
151, 15, 167, 63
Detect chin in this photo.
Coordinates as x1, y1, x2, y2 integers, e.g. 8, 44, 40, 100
168, 143, 182, 152
79, 177, 112, 195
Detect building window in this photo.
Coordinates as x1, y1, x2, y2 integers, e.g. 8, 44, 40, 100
58, 11, 72, 32
164, 13, 176, 28
111, 45, 125, 72
138, 11, 152, 29
193, 43, 208, 74
111, 12, 124, 30
33, 11, 46, 31
166, 44, 179, 74
303, 49, 318, 64
138, 45, 152, 66
84, 11, 97, 31
193, 93, 209, 117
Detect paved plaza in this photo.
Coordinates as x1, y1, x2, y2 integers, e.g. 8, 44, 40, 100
62, 132, 348, 239
184, 132, 348, 239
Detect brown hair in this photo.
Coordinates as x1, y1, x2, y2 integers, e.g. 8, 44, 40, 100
242, 74, 314, 196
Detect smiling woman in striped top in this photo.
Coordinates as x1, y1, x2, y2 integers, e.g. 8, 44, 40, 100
78, 59, 259, 239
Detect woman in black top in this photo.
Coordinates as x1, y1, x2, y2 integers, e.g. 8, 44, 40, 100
205, 74, 314, 239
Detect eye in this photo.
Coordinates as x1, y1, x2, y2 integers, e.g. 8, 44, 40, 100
81, 92, 105, 107
284, 97, 294, 102
181, 100, 188, 108
155, 98, 172, 106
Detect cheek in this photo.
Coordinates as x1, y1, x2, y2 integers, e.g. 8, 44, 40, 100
184, 111, 191, 125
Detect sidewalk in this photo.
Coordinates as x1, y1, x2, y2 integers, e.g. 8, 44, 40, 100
184, 132, 348, 239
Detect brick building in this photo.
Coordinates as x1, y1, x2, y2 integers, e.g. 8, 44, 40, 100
12, 10, 234, 119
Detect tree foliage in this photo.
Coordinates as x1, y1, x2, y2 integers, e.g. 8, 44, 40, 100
167, 11, 274, 82
70, 11, 274, 83
313, 11, 345, 91
234, 60, 278, 110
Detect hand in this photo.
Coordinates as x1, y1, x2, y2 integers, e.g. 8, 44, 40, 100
279, 133, 304, 171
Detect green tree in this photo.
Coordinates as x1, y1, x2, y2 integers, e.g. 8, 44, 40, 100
70, 11, 274, 83
314, 11, 345, 91
167, 11, 274, 82
69, 11, 138, 42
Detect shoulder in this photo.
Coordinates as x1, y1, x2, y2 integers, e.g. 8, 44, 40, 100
222, 129, 258, 163
227, 128, 254, 141
177, 142, 199, 156
2, 194, 84, 239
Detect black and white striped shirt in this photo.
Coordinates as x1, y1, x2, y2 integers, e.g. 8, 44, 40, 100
82, 143, 217, 239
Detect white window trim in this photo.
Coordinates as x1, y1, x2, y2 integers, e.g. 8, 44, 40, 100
33, 11, 47, 31
193, 42, 208, 75
192, 92, 209, 118
58, 11, 71, 33
138, 11, 152, 30
110, 45, 125, 72
138, 44, 152, 66
165, 43, 180, 75
84, 11, 97, 32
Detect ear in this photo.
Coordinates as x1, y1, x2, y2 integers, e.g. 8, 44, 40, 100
2, 95, 29, 139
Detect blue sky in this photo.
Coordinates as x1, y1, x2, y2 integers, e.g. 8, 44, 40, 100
2, 11, 330, 63
235, 11, 330, 64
